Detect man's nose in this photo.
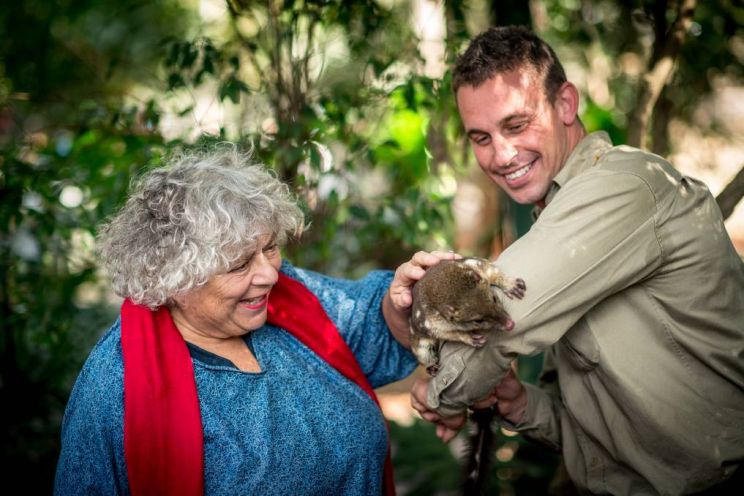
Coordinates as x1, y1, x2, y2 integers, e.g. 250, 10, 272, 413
490, 137, 518, 169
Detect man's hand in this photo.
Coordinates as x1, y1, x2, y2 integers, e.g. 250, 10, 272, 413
410, 376, 467, 443
472, 367, 528, 425
383, 250, 460, 346
410, 367, 528, 442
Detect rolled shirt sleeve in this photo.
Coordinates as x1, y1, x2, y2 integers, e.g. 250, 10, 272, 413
427, 167, 663, 419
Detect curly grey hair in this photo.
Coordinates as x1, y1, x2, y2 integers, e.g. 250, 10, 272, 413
97, 146, 305, 308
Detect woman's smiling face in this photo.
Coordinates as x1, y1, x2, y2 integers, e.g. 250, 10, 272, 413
170, 234, 281, 339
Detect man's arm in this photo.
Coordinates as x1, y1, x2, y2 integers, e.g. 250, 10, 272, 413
410, 366, 528, 443
424, 169, 663, 421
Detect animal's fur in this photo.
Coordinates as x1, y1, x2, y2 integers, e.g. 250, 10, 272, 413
462, 407, 497, 495
409, 257, 525, 496
410, 257, 525, 375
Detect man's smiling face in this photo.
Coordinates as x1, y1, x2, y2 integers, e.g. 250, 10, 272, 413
457, 69, 577, 206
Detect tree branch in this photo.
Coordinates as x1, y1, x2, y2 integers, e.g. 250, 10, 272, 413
627, 0, 697, 149
716, 165, 744, 221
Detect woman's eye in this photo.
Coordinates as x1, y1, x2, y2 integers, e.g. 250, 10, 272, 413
229, 259, 252, 273
264, 243, 278, 253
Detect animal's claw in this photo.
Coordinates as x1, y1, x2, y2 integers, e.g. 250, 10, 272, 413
507, 278, 526, 299
471, 333, 487, 348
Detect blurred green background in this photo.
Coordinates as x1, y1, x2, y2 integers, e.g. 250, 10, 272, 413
2, 1, 743, 494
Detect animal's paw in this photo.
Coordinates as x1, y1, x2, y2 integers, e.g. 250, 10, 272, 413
501, 318, 515, 332
426, 364, 441, 376
505, 278, 526, 299
470, 333, 487, 348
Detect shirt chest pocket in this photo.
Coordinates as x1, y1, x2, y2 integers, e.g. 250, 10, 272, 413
559, 318, 600, 371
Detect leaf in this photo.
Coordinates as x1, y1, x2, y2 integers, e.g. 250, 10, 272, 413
348, 204, 370, 220
167, 73, 185, 90
218, 76, 249, 103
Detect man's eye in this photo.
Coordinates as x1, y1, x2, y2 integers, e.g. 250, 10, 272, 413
508, 122, 527, 133
471, 135, 490, 146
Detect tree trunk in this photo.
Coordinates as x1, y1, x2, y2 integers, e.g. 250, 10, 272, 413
627, 0, 697, 149
716, 165, 744, 221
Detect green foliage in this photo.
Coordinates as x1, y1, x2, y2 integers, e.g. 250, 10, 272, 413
391, 419, 559, 495
0, 122, 165, 492
391, 419, 462, 494
581, 97, 627, 145
156, 2, 457, 275
0, 1, 188, 491
2, 0, 742, 493
537, 0, 744, 148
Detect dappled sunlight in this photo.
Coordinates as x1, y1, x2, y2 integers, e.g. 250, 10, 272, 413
378, 391, 417, 427
666, 87, 744, 253
4, 0, 743, 492
645, 159, 679, 187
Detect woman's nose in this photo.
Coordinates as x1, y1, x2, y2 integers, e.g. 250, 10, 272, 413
252, 253, 279, 285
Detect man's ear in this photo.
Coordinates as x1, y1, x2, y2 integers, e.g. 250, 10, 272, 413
555, 81, 580, 126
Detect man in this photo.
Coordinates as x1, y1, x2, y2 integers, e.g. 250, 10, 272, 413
409, 26, 744, 495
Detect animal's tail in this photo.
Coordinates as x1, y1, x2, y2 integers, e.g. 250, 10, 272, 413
462, 407, 496, 496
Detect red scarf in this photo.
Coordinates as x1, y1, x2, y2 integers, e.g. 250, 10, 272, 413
121, 272, 395, 496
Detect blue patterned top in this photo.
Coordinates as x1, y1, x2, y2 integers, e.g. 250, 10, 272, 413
54, 261, 417, 495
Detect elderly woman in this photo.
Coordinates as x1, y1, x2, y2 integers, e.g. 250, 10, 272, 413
53, 147, 452, 495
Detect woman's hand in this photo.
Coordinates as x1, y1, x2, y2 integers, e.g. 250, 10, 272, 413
382, 250, 460, 346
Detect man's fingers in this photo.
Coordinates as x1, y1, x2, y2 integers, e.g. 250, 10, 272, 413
436, 424, 460, 443
409, 376, 468, 443
472, 396, 498, 410
410, 394, 441, 423
421, 411, 440, 422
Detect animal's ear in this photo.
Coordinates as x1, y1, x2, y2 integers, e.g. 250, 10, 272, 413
466, 270, 482, 286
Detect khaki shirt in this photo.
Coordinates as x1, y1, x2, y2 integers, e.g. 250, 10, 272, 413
427, 132, 744, 495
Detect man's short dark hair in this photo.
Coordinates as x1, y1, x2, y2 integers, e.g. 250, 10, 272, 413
452, 26, 567, 102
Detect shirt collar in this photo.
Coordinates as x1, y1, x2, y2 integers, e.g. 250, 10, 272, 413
533, 131, 613, 219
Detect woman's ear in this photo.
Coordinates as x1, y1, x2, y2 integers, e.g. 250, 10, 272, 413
170, 293, 188, 310
555, 81, 580, 126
